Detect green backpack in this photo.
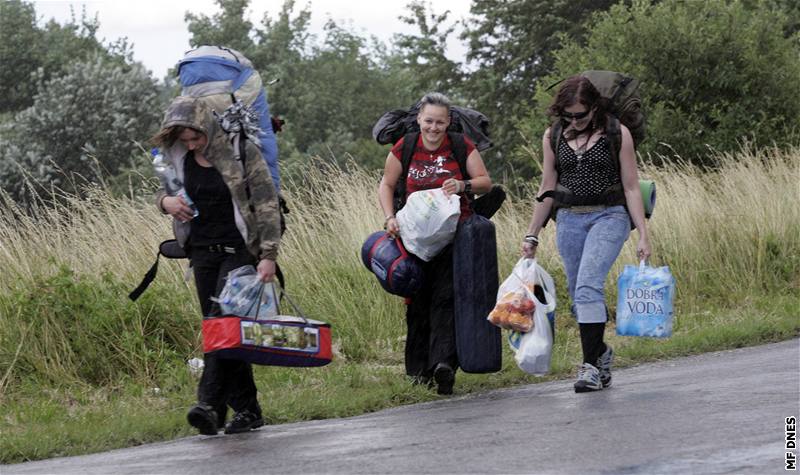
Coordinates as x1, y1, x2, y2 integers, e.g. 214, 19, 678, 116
543, 70, 655, 223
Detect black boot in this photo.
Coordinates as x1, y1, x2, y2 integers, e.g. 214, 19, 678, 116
433, 363, 455, 395
187, 404, 218, 435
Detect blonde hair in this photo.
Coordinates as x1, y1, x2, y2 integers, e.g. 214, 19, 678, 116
419, 92, 451, 113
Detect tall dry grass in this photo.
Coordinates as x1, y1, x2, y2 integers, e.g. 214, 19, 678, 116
0, 146, 798, 393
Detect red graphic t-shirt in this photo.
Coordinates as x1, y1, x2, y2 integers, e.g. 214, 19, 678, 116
391, 134, 476, 218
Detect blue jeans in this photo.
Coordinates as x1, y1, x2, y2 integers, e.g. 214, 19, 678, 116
556, 205, 630, 324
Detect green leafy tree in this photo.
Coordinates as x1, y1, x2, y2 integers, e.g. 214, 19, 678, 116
0, 0, 43, 112
184, 0, 419, 176
249, 0, 312, 88
0, 56, 161, 202
391, 1, 464, 97
527, 0, 800, 165
0, 1, 131, 114
185, 0, 256, 55
461, 0, 619, 179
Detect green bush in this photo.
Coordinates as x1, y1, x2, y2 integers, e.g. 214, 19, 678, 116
524, 0, 800, 165
0, 55, 161, 203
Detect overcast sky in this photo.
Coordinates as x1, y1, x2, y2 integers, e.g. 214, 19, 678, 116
31, 0, 473, 80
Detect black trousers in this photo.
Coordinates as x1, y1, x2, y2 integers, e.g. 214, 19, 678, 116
191, 246, 262, 421
405, 245, 458, 378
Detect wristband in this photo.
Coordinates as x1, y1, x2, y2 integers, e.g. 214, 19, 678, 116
524, 234, 539, 246
463, 180, 472, 195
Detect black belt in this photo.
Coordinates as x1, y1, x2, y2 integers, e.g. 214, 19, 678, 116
201, 244, 244, 254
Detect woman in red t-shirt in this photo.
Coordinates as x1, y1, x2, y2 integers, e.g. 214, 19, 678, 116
377, 92, 492, 395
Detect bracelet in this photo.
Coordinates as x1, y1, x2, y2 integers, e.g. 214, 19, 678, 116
384, 215, 395, 229
524, 234, 539, 246
463, 180, 472, 195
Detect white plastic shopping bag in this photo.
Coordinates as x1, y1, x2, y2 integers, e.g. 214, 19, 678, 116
396, 188, 461, 261
489, 258, 540, 332
616, 260, 675, 338
505, 259, 557, 376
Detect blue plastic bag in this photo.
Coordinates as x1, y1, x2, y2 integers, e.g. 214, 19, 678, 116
616, 261, 676, 338
213, 265, 279, 320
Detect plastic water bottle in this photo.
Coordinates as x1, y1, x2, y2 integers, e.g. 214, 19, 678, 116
151, 148, 198, 218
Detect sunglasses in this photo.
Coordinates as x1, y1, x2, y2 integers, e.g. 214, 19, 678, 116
560, 109, 592, 121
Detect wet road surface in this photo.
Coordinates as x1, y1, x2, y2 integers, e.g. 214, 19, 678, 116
5, 339, 799, 474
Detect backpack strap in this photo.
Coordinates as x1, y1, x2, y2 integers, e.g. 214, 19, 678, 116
128, 239, 188, 301
448, 132, 470, 181
537, 184, 624, 207
228, 94, 258, 216
448, 131, 476, 207
549, 120, 564, 165
393, 132, 419, 212
550, 116, 622, 169
538, 118, 626, 225
605, 115, 622, 174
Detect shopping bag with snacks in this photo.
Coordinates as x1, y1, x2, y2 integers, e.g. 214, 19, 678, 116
489, 258, 553, 332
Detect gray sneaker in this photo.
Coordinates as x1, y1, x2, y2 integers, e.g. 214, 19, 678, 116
597, 344, 614, 388
574, 363, 602, 393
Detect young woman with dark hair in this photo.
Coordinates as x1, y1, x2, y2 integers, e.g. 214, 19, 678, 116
522, 76, 652, 392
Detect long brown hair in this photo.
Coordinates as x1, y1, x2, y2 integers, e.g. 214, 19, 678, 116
547, 75, 609, 140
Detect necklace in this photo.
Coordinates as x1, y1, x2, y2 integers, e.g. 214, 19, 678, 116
574, 133, 592, 161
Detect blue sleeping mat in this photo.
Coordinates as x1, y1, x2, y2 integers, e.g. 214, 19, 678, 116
452, 214, 501, 373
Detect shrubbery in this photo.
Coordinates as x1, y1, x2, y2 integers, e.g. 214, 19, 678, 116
525, 0, 800, 166
0, 56, 162, 203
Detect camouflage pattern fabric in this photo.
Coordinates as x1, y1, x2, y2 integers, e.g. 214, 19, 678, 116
154, 96, 281, 261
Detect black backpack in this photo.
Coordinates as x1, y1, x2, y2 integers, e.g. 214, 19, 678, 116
373, 103, 493, 152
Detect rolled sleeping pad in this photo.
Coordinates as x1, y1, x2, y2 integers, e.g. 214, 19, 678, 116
452, 214, 502, 373
639, 179, 656, 219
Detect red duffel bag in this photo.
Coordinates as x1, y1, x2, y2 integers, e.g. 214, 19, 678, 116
202, 290, 332, 367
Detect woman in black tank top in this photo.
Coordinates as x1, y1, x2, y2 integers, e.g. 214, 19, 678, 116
520, 76, 652, 393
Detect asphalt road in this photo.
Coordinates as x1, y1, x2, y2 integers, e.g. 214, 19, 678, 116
5, 339, 799, 475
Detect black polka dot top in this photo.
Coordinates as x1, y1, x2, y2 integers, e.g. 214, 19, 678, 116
556, 135, 621, 196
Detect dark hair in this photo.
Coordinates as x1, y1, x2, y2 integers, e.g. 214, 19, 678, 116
150, 126, 190, 148
547, 75, 609, 139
